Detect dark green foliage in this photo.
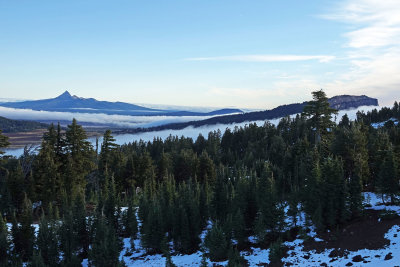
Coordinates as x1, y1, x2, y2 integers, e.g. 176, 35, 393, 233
64, 118, 95, 200
377, 149, 399, 203
29, 251, 46, 267
0, 116, 48, 133
227, 246, 246, 267
89, 216, 122, 267
72, 193, 89, 257
2, 95, 400, 261
162, 236, 177, 267
0, 129, 9, 156
59, 209, 76, 264
303, 89, 337, 143
14, 195, 34, 261
269, 239, 285, 263
254, 164, 285, 242
349, 156, 364, 217
141, 200, 165, 253
204, 223, 229, 262
0, 214, 9, 266
33, 141, 61, 209
37, 215, 59, 266
320, 157, 348, 229
123, 198, 138, 239
232, 209, 246, 246
99, 129, 119, 174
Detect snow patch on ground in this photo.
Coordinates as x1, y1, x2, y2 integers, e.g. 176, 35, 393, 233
364, 192, 400, 215
241, 247, 270, 266
283, 224, 400, 266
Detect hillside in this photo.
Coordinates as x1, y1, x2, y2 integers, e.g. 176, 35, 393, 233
0, 116, 48, 133
118, 94, 378, 134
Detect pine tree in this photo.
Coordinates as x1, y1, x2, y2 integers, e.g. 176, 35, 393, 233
321, 157, 348, 228
141, 200, 165, 253
302, 89, 337, 143
29, 251, 46, 267
59, 208, 76, 264
104, 174, 118, 229
254, 164, 284, 243
89, 216, 122, 267
0, 214, 9, 266
33, 141, 61, 209
287, 191, 299, 228
0, 129, 10, 157
18, 195, 35, 261
204, 223, 229, 262
227, 246, 245, 267
36, 215, 59, 266
349, 155, 364, 218
7, 164, 26, 212
99, 129, 118, 175
123, 198, 138, 240
162, 235, 176, 267
377, 149, 399, 203
232, 209, 246, 246
73, 193, 89, 257
64, 118, 94, 199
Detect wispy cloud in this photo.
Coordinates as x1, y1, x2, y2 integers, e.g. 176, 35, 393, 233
185, 54, 335, 63
320, 0, 400, 105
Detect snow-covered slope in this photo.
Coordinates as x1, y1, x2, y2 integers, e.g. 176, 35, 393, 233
79, 191, 400, 266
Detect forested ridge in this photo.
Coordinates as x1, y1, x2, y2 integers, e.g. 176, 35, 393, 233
0, 116, 48, 133
117, 94, 377, 134
0, 90, 399, 266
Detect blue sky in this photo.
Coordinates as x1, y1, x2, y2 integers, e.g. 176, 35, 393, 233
0, 0, 399, 109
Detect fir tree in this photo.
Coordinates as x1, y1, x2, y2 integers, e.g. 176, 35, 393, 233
18, 195, 35, 261
302, 89, 337, 143
349, 155, 364, 218
73, 193, 89, 257
377, 149, 399, 203
59, 209, 76, 264
123, 198, 138, 240
0, 129, 9, 157
227, 246, 245, 267
64, 118, 94, 200
254, 164, 284, 243
29, 251, 46, 267
89, 216, 122, 267
99, 129, 118, 175
141, 200, 165, 253
204, 223, 229, 262
0, 214, 9, 266
232, 209, 246, 246
36, 215, 59, 266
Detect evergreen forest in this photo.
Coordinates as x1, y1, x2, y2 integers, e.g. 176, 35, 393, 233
0, 90, 400, 266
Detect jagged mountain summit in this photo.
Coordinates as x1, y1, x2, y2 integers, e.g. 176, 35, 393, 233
0, 91, 243, 117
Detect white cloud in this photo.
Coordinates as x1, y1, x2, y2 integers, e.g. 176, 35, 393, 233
0, 107, 212, 128
185, 54, 335, 63
321, 0, 400, 105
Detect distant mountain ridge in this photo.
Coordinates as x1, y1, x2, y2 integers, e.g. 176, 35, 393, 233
0, 91, 243, 117
117, 95, 379, 134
